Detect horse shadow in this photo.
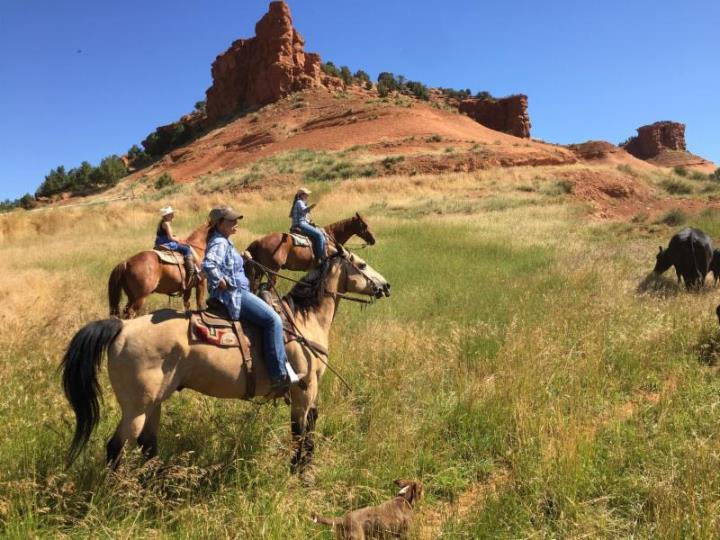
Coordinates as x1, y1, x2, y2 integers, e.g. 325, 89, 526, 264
636, 273, 681, 297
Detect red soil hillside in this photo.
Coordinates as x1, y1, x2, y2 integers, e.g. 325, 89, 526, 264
133, 87, 578, 184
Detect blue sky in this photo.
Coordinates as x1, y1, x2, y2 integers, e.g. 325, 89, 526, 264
1, 0, 718, 200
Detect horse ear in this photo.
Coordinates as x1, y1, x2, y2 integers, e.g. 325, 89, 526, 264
355, 212, 360, 218
658, 246, 663, 254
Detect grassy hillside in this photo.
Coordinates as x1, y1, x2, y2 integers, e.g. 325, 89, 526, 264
2, 166, 720, 538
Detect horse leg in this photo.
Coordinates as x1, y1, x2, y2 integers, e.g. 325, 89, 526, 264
137, 403, 162, 459
289, 383, 318, 476
125, 297, 146, 319
106, 406, 148, 468
182, 288, 192, 312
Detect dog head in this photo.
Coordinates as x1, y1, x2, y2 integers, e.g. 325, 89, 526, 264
394, 479, 423, 506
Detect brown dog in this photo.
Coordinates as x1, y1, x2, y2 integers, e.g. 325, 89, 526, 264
312, 479, 423, 539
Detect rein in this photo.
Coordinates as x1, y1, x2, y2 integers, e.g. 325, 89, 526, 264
245, 257, 365, 391
246, 259, 375, 304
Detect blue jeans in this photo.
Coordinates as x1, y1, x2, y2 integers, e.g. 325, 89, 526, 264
298, 223, 326, 259
238, 289, 288, 382
158, 241, 192, 257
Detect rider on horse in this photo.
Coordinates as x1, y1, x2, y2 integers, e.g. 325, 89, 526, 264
155, 206, 196, 286
290, 187, 326, 264
202, 207, 297, 395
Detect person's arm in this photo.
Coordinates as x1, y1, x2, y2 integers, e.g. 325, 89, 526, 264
202, 239, 229, 290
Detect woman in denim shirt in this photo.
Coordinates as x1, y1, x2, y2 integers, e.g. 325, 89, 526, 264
202, 207, 292, 394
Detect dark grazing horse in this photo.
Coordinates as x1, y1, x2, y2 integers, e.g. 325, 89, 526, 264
654, 227, 713, 289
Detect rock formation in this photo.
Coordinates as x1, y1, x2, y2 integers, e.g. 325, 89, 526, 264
205, 1, 333, 124
458, 95, 531, 138
621, 121, 686, 160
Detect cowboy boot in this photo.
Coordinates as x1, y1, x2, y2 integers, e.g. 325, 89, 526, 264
183, 255, 196, 287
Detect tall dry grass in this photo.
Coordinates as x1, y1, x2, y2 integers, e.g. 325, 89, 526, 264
2, 167, 720, 537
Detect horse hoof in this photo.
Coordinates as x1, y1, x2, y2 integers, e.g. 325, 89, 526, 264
299, 466, 316, 486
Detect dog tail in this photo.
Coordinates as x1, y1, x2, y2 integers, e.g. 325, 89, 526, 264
311, 514, 342, 527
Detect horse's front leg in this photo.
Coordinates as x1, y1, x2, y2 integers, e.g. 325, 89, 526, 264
289, 378, 318, 477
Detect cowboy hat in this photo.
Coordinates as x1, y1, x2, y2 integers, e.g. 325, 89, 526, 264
160, 206, 174, 217
208, 206, 243, 224
296, 187, 312, 196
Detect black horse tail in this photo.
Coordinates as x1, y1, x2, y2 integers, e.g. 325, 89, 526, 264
61, 318, 123, 465
108, 261, 126, 317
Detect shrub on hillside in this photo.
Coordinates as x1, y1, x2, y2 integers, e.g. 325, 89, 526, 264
339, 66, 353, 86
194, 100, 206, 112
475, 90, 493, 100
711, 168, 720, 182
321, 61, 341, 78
660, 178, 693, 195
154, 173, 176, 190
673, 165, 688, 177
354, 70, 370, 84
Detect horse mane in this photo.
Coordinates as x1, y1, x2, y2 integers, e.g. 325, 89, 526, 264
183, 221, 211, 248
287, 256, 338, 313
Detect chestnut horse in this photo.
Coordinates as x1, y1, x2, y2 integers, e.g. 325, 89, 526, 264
245, 213, 376, 291
62, 248, 390, 475
108, 222, 210, 318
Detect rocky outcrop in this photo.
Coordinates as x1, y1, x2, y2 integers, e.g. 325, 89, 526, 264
458, 95, 531, 138
205, 1, 332, 124
142, 111, 205, 157
622, 121, 686, 160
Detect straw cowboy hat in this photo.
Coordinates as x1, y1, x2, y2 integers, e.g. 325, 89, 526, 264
296, 187, 312, 196
160, 206, 174, 217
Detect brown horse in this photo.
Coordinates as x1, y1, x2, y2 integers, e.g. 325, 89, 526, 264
108, 222, 210, 318
245, 213, 376, 291
61, 248, 390, 475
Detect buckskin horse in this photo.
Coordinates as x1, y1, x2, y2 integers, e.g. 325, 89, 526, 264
107, 222, 210, 318
62, 247, 390, 476
245, 213, 376, 291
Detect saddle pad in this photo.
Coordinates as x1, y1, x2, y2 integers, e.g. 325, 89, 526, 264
289, 233, 312, 248
154, 249, 182, 265
190, 313, 240, 347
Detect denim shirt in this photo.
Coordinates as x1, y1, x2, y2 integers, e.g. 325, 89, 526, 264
202, 232, 249, 319
291, 199, 311, 227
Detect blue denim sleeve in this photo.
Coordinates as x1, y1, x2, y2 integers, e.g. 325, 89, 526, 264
202, 238, 228, 289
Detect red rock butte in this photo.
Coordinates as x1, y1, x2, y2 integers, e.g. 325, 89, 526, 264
205, 1, 339, 124
458, 95, 531, 138
622, 121, 686, 160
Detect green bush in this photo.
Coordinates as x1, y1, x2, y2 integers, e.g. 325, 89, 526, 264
339, 66, 353, 85
426, 134, 443, 143
660, 178, 693, 194
710, 168, 720, 182
354, 70, 370, 84
35, 155, 128, 198
673, 165, 688, 177
656, 208, 688, 226
321, 61, 340, 78
154, 172, 176, 190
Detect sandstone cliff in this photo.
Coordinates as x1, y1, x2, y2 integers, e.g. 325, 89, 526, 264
458, 95, 531, 138
205, 1, 335, 124
622, 121, 686, 160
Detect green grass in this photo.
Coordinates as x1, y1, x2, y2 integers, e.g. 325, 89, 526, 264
3, 173, 720, 537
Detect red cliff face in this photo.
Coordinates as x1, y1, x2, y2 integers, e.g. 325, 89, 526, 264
205, 1, 329, 124
458, 95, 531, 138
622, 121, 686, 160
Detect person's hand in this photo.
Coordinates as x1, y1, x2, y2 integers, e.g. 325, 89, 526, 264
309, 203, 317, 210
241, 250, 253, 261
218, 278, 228, 290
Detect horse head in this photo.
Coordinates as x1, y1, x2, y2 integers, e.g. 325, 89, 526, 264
336, 245, 390, 298
353, 212, 376, 246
